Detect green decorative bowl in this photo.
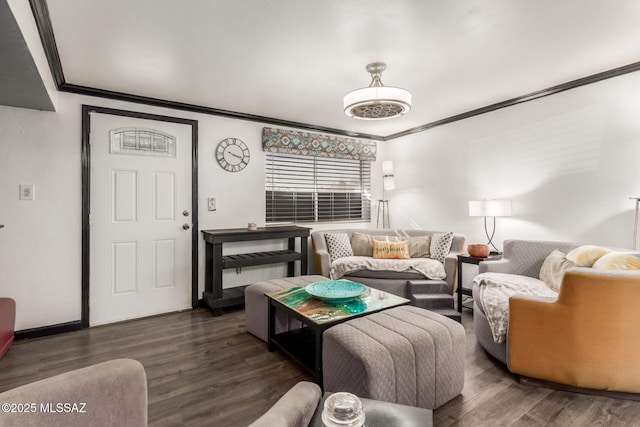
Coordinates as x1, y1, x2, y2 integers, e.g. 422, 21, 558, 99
306, 280, 367, 303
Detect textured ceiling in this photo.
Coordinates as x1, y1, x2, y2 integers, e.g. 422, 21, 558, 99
42, 0, 640, 138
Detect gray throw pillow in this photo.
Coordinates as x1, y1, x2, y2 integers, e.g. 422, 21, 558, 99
350, 232, 375, 257
325, 233, 354, 261
539, 250, 575, 292
430, 232, 454, 264
408, 236, 431, 258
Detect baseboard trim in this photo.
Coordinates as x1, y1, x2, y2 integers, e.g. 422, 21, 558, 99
519, 375, 640, 401
15, 321, 82, 340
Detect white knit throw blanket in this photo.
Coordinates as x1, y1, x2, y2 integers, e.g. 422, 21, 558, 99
474, 272, 557, 343
330, 256, 446, 281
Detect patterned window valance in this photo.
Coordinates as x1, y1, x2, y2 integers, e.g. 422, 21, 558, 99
262, 127, 377, 161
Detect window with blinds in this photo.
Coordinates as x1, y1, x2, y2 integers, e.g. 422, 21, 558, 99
266, 152, 371, 224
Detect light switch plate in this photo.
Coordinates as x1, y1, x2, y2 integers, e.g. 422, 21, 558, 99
19, 184, 34, 200
208, 197, 216, 211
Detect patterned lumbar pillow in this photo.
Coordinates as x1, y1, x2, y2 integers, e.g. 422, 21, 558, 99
372, 240, 410, 259
593, 252, 640, 270
325, 233, 354, 261
539, 250, 575, 292
566, 245, 611, 267
430, 232, 454, 264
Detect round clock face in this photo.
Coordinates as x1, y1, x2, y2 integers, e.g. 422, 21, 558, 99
215, 138, 250, 172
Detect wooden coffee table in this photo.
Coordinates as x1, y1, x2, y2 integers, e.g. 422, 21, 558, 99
266, 284, 409, 387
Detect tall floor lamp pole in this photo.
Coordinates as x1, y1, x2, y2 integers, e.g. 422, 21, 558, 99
377, 161, 395, 229
631, 197, 640, 250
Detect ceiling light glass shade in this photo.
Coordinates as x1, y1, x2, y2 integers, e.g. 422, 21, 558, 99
469, 200, 512, 217
344, 86, 412, 120
344, 62, 411, 120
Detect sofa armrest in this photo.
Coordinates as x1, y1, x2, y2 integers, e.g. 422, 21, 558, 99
0, 359, 147, 427
312, 245, 331, 277
249, 381, 322, 427
443, 254, 458, 294
508, 269, 640, 392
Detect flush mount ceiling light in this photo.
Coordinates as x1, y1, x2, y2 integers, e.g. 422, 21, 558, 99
343, 62, 412, 120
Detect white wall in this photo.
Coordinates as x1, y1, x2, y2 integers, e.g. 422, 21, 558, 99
3, 57, 639, 332
0, 92, 377, 331
385, 71, 640, 250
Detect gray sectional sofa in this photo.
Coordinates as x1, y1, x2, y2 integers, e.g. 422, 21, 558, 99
311, 228, 466, 298
474, 239, 640, 395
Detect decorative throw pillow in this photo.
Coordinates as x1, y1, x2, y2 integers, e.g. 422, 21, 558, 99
350, 232, 375, 257
566, 245, 611, 267
593, 252, 640, 270
350, 233, 406, 257
430, 232, 454, 264
539, 250, 575, 292
325, 233, 354, 261
372, 240, 410, 259
408, 236, 431, 258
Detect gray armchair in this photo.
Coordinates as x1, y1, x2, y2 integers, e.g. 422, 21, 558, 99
248, 381, 322, 427
0, 358, 147, 427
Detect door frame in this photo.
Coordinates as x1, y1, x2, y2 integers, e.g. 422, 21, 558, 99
81, 105, 199, 328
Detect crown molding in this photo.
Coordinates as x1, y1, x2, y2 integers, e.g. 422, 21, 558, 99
29, 0, 640, 142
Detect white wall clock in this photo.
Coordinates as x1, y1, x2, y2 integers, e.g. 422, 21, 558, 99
215, 137, 250, 172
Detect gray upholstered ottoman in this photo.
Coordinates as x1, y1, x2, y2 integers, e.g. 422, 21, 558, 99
245, 275, 327, 342
323, 305, 465, 410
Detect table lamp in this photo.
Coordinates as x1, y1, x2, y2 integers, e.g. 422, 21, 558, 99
469, 199, 512, 253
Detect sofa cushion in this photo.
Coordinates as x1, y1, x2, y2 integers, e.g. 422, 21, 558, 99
325, 233, 354, 260
372, 240, 410, 259
593, 252, 640, 270
566, 245, 611, 267
430, 232, 454, 263
539, 250, 575, 292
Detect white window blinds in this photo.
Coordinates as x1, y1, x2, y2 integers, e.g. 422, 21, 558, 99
266, 152, 371, 224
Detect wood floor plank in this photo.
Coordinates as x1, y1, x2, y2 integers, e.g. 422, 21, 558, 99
2, 308, 640, 426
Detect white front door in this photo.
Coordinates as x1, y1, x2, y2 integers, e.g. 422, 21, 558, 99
89, 112, 193, 326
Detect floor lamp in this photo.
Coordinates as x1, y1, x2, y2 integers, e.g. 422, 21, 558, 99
377, 161, 395, 229
469, 199, 512, 253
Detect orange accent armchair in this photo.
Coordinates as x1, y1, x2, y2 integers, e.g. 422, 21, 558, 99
508, 269, 640, 393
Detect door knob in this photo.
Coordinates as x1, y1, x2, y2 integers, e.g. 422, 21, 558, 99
183, 210, 190, 217
183, 223, 190, 230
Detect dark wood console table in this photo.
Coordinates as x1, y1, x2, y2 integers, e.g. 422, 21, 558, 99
202, 226, 311, 316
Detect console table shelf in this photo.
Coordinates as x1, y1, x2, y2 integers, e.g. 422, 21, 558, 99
222, 250, 301, 269
202, 226, 310, 316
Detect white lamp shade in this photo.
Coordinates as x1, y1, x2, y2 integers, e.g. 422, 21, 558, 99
469, 200, 512, 217
382, 160, 394, 175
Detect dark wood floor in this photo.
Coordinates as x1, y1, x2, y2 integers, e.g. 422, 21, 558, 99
1, 308, 639, 426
